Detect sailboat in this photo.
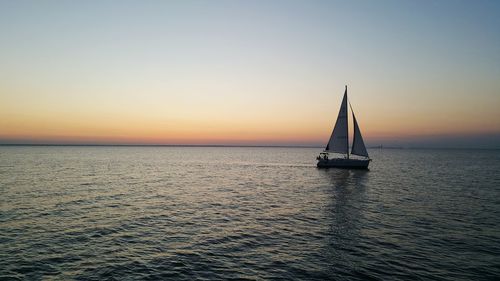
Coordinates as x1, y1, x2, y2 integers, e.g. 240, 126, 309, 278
317, 86, 371, 169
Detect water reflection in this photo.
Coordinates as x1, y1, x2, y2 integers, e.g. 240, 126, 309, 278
319, 169, 370, 277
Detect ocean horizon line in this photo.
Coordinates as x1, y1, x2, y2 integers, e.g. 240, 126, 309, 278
0, 143, 323, 148
1, 143, 499, 150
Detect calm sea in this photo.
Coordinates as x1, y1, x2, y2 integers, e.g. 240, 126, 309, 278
1, 146, 499, 280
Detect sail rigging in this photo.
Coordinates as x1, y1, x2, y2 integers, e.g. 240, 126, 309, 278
351, 112, 369, 157
325, 87, 348, 154
317, 85, 371, 169
325, 86, 369, 158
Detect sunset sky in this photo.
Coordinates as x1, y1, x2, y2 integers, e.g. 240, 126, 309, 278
1, 1, 499, 147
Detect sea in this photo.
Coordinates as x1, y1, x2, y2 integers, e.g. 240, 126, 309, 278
1, 146, 499, 280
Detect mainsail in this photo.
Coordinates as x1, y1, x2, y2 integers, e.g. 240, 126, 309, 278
351, 112, 369, 157
325, 87, 349, 154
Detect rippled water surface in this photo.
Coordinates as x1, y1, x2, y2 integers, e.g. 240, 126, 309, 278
1, 146, 499, 280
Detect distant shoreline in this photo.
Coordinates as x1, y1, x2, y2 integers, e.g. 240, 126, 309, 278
0, 144, 498, 150
0, 143, 322, 148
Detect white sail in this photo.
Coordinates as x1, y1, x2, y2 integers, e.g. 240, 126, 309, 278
351, 113, 369, 157
325, 88, 348, 154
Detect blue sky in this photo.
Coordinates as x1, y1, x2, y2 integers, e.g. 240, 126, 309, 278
1, 0, 499, 147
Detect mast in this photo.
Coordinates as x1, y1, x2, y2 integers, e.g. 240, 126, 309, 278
346, 85, 349, 159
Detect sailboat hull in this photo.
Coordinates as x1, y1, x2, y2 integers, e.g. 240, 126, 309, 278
317, 158, 370, 169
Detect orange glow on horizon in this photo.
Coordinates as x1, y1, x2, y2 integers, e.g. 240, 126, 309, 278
1, 108, 498, 145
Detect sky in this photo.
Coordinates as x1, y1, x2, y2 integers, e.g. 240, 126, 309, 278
1, 0, 499, 148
